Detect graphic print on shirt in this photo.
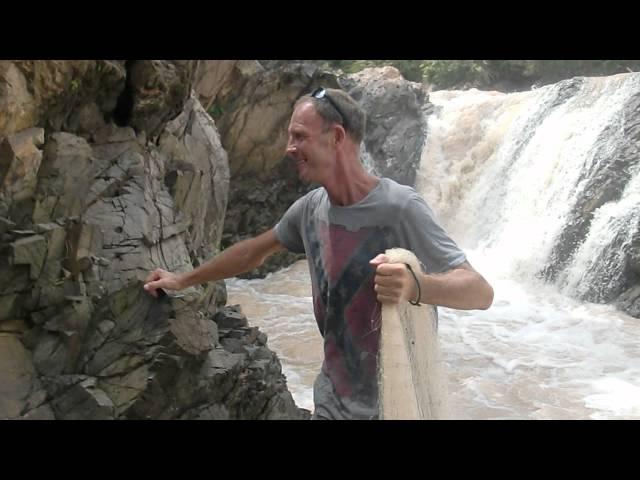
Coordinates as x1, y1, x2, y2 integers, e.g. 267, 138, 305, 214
307, 220, 395, 402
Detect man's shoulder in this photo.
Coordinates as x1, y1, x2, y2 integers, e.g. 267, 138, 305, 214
377, 177, 420, 204
298, 186, 326, 205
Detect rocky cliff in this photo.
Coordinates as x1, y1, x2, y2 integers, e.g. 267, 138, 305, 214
0, 60, 308, 419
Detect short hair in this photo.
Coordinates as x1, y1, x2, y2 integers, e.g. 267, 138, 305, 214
295, 88, 366, 144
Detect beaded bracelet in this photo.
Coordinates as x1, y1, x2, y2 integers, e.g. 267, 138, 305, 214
404, 263, 422, 306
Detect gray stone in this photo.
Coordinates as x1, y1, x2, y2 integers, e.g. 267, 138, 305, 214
188, 403, 230, 420
49, 376, 115, 420
0, 294, 17, 321
615, 285, 640, 318
127, 60, 198, 140
341, 66, 428, 187
32, 332, 69, 376
0, 318, 28, 334
97, 363, 150, 417
213, 306, 249, 329
0, 60, 312, 420
0, 334, 49, 420
11, 234, 47, 279
0, 128, 45, 217
21, 403, 56, 420
0, 216, 16, 236
169, 309, 218, 357
33, 133, 96, 223
0, 61, 125, 139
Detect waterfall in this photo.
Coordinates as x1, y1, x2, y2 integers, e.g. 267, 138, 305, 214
416, 73, 640, 303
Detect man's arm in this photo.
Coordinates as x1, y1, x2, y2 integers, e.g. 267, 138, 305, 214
370, 256, 494, 310
144, 229, 285, 297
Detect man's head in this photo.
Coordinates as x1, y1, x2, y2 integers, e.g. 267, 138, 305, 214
286, 87, 366, 184
295, 87, 366, 143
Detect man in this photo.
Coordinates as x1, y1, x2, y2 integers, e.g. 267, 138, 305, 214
144, 87, 494, 420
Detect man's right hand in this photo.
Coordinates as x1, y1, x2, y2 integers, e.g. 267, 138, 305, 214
144, 269, 184, 298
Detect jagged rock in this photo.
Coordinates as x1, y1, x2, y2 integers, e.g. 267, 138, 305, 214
0, 216, 16, 236
0, 128, 45, 221
0, 334, 54, 419
0, 294, 18, 321
159, 93, 230, 266
629, 232, 640, 277
11, 235, 47, 280
211, 62, 338, 178
340, 66, 429, 187
615, 285, 640, 318
0, 60, 126, 140
32, 133, 96, 224
0, 60, 320, 420
193, 60, 262, 113
169, 309, 218, 356
126, 60, 198, 140
0, 318, 28, 334
213, 304, 249, 329
0, 254, 30, 296
47, 376, 115, 420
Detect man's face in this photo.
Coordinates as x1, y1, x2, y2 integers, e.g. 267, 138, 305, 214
285, 102, 336, 184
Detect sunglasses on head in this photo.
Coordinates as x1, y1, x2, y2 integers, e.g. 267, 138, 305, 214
310, 87, 348, 129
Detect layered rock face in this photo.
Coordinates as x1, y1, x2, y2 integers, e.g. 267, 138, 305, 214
341, 66, 429, 188
0, 60, 308, 420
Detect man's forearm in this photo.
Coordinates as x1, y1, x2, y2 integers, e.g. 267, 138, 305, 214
419, 269, 494, 310
178, 231, 283, 289
177, 240, 251, 288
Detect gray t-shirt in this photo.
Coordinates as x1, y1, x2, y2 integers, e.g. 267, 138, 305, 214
274, 177, 466, 420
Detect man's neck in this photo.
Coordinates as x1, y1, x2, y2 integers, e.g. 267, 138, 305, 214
324, 153, 380, 206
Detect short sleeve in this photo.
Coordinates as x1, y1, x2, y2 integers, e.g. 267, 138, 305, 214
400, 193, 467, 273
274, 195, 307, 254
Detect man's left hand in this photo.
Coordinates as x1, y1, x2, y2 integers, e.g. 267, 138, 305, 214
370, 254, 419, 305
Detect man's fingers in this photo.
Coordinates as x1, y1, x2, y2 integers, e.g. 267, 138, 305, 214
374, 262, 408, 278
375, 270, 405, 287
376, 293, 401, 304
143, 280, 163, 298
369, 254, 389, 267
374, 284, 394, 296
374, 284, 402, 303
144, 268, 164, 284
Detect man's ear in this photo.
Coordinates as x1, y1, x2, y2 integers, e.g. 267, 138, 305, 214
334, 124, 346, 145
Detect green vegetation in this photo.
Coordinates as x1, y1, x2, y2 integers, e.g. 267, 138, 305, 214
207, 103, 225, 120
316, 60, 640, 91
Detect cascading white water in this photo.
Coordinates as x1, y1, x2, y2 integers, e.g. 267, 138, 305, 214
415, 73, 640, 419
227, 73, 640, 419
558, 169, 640, 301
417, 74, 640, 288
